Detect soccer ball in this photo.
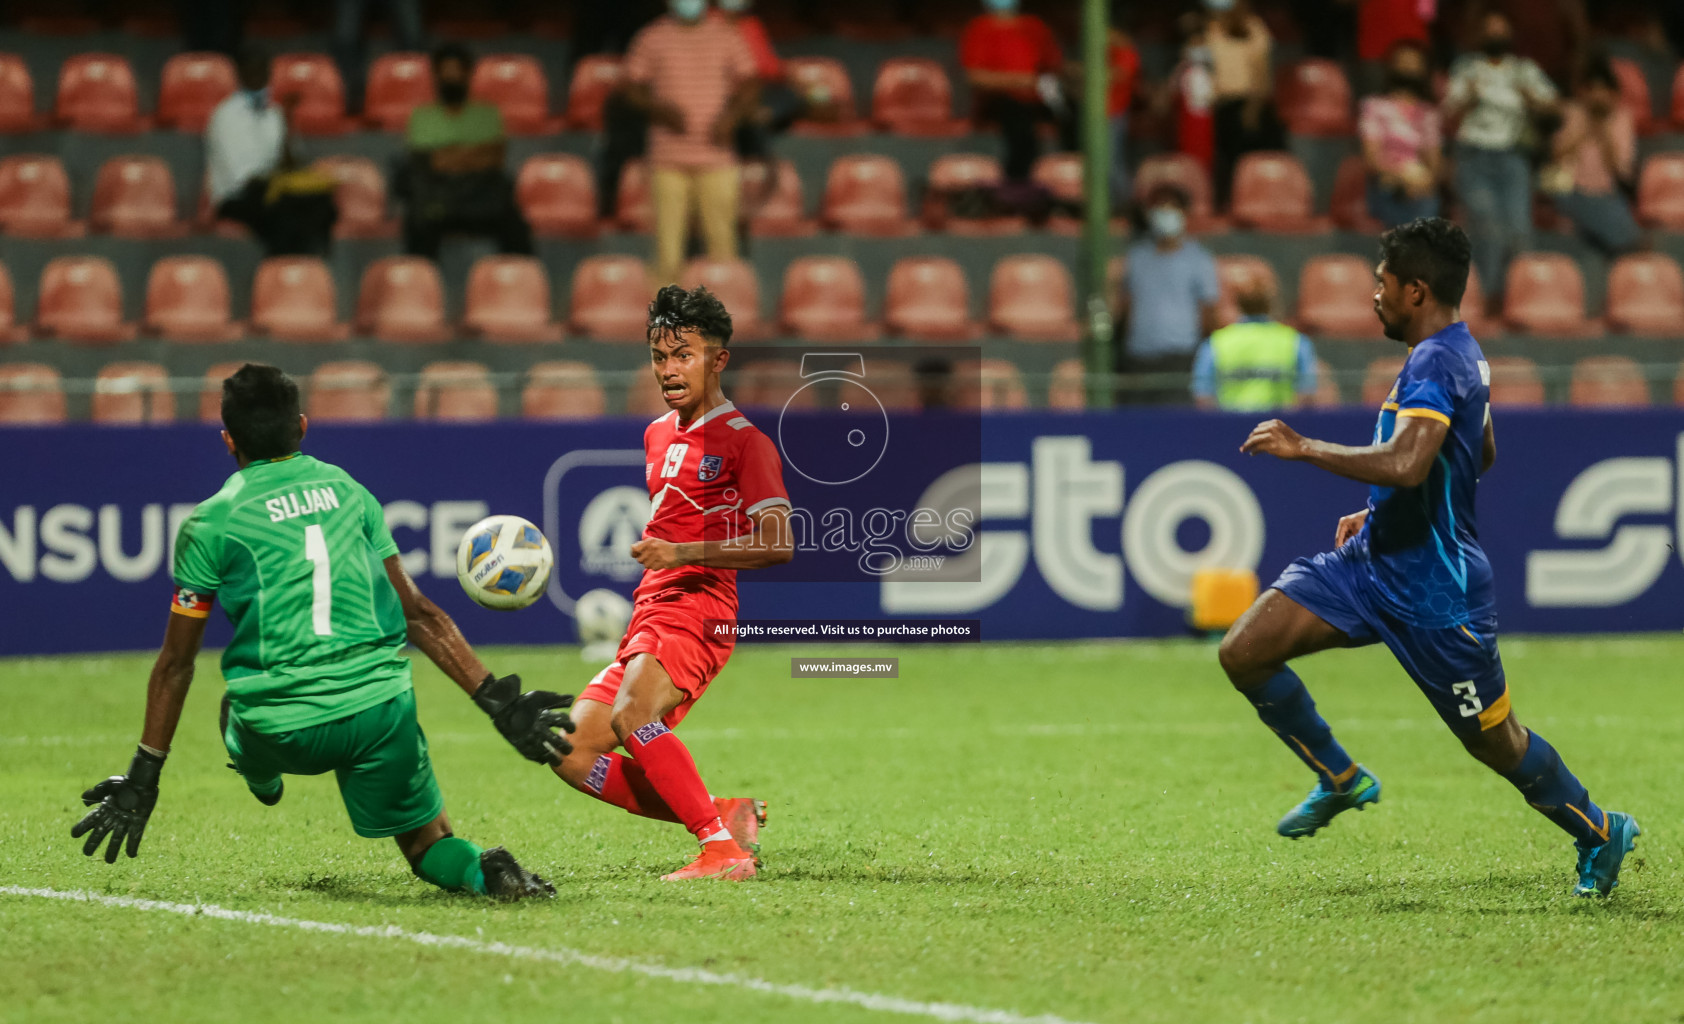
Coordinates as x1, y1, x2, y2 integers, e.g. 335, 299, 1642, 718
456, 515, 554, 611
576, 587, 633, 661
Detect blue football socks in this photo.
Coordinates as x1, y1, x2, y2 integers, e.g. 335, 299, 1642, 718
1244, 667, 1358, 792
1502, 730, 1611, 848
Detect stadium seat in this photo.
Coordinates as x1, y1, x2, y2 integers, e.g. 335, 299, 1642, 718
1032, 152, 1085, 232
306, 360, 389, 422
523, 360, 606, 420
198, 361, 244, 422
36, 256, 134, 343
463, 255, 564, 342
1133, 152, 1225, 232
679, 258, 764, 340
885, 256, 975, 340
470, 54, 555, 134
1276, 59, 1353, 136
1297, 255, 1382, 337
0, 363, 65, 424
0, 261, 25, 343
92, 361, 174, 423
1503, 253, 1596, 336
354, 257, 450, 343
1570, 355, 1650, 407
1214, 254, 1279, 326
779, 256, 876, 340
157, 52, 235, 132
1606, 253, 1684, 336
56, 53, 142, 132
741, 158, 815, 237
1459, 263, 1501, 338
1486, 355, 1545, 407
734, 359, 815, 412
564, 55, 622, 132
0, 155, 82, 237
1330, 154, 1381, 232
90, 155, 184, 238
822, 154, 915, 235
1308, 358, 1342, 407
871, 58, 967, 136
1637, 153, 1684, 229
625, 366, 671, 418
0, 54, 38, 133
515, 153, 597, 238
1231, 152, 1325, 232
614, 158, 653, 233
784, 56, 868, 136
144, 256, 240, 341
953, 358, 1028, 410
312, 155, 397, 239
988, 255, 1079, 340
415, 361, 498, 422
1047, 357, 1086, 411
567, 255, 653, 341
924, 153, 1017, 234
364, 52, 432, 131
1361, 356, 1406, 406
270, 54, 350, 135
1610, 57, 1654, 135
252, 257, 349, 342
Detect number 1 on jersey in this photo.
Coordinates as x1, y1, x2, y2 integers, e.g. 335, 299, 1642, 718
303, 523, 333, 636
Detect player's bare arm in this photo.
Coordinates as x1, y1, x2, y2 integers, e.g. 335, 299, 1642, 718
1482, 411, 1496, 474
630, 505, 794, 571
1240, 414, 1450, 489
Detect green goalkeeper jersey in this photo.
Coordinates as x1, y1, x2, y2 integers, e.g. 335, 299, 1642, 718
172, 453, 411, 733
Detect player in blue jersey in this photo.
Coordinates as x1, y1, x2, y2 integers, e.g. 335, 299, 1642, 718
1219, 218, 1638, 896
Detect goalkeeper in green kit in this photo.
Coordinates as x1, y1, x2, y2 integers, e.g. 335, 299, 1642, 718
72, 363, 573, 900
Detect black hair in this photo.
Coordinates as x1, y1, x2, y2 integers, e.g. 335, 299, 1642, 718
1378, 217, 1471, 308
647, 284, 733, 347
1144, 182, 1190, 210
1580, 52, 1618, 92
431, 42, 475, 73
221, 363, 302, 460
236, 45, 270, 90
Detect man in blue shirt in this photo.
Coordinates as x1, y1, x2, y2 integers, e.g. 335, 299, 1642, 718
1116, 184, 1219, 403
1190, 272, 1319, 410
1217, 217, 1638, 897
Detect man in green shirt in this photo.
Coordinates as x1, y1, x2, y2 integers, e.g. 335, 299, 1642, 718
72, 364, 573, 900
400, 43, 533, 261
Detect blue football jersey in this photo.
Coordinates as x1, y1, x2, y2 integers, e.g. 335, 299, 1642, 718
1358, 321, 1495, 628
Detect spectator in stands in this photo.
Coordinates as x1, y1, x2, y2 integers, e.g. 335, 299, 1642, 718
959, 0, 1078, 185
1443, 11, 1557, 309
1546, 57, 1640, 256
1162, 13, 1216, 172
334, 0, 426, 115
1108, 23, 1141, 206
1190, 272, 1319, 410
1206, 0, 1283, 210
207, 48, 337, 256
1115, 184, 1220, 404
399, 44, 533, 262
624, 0, 759, 285
718, 0, 811, 162
1359, 41, 1442, 227
1355, 0, 1432, 94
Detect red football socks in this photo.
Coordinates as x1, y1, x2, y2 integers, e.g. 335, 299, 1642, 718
622, 720, 731, 843
580, 752, 681, 824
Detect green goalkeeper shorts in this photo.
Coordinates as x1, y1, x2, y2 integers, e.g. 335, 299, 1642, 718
222, 687, 445, 838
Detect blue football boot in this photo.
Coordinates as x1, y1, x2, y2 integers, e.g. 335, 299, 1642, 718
1276, 766, 1381, 839
1574, 812, 1640, 896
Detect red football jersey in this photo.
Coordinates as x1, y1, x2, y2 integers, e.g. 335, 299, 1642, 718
638, 400, 790, 606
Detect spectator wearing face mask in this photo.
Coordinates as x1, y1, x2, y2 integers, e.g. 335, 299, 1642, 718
1190, 271, 1319, 411
399, 44, 533, 261
1205, 0, 1283, 210
1545, 56, 1640, 256
1360, 40, 1442, 227
1115, 184, 1220, 405
1355, 0, 1432, 94
959, 0, 1077, 184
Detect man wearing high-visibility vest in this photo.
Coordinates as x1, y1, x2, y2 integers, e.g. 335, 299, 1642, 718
1190, 273, 1321, 411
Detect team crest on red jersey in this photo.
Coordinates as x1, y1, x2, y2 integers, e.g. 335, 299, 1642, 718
697, 454, 724, 481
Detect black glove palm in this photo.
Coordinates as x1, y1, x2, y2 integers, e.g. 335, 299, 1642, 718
71, 746, 163, 863
473, 674, 576, 765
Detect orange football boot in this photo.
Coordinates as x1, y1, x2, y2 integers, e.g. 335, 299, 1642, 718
713, 797, 767, 866
661, 839, 758, 881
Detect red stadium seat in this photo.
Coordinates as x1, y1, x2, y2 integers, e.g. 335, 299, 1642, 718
779, 256, 877, 340
312, 155, 397, 239
1503, 253, 1596, 337
157, 52, 235, 132
567, 255, 652, 342
679, 258, 764, 340
1606, 253, 1684, 336
463, 255, 564, 343
307, 360, 389, 421
0, 54, 38, 133
735, 359, 815, 412
198, 361, 245, 422
523, 360, 606, 420
252, 256, 348, 342
1276, 59, 1353, 136
36, 256, 134, 343
564, 55, 622, 132
1610, 57, 1654, 135
1361, 356, 1406, 406
822, 154, 915, 235
0, 261, 26, 342
90, 155, 184, 238
871, 58, 967, 136
355, 256, 450, 343
0, 363, 65, 423
1459, 263, 1502, 338
741, 158, 815, 237
516, 153, 597, 238
1231, 152, 1325, 232
0, 155, 82, 237
92, 361, 174, 423
145, 256, 240, 341
885, 256, 975, 340
471, 54, 556, 135
364, 52, 432, 131
1486, 355, 1545, 407
1308, 358, 1342, 407
56, 53, 142, 132
614, 158, 653, 233
860, 358, 920, 411
1297, 254, 1382, 337
1637, 153, 1684, 229
1048, 358, 1086, 410
785, 56, 867, 136
924, 152, 1017, 234
1330, 154, 1381, 232
953, 358, 1027, 410
1133, 152, 1225, 233
625, 366, 671, 418
988, 254, 1079, 340
270, 54, 350, 135
1214, 254, 1280, 326
415, 361, 498, 422
1570, 355, 1650, 407
1032, 151, 1085, 232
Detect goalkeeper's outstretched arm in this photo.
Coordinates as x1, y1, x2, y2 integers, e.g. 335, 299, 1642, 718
383, 554, 489, 696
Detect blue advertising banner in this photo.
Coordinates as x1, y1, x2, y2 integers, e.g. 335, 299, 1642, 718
2, 408, 1680, 655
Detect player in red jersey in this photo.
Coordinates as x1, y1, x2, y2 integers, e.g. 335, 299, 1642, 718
550, 284, 793, 881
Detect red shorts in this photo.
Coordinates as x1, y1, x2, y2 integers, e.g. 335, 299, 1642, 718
577, 590, 736, 729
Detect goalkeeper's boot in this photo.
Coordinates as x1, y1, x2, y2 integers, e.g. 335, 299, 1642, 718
662, 840, 758, 881
1276, 766, 1381, 839
714, 797, 767, 866
479, 846, 556, 900
1574, 812, 1640, 896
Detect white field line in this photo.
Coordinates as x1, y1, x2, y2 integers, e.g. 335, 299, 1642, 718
0, 886, 1093, 1024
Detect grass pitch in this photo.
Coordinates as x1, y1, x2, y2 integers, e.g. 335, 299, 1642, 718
3, 637, 1684, 1024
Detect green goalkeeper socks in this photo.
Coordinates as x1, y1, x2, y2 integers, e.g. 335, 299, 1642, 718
415, 836, 488, 895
